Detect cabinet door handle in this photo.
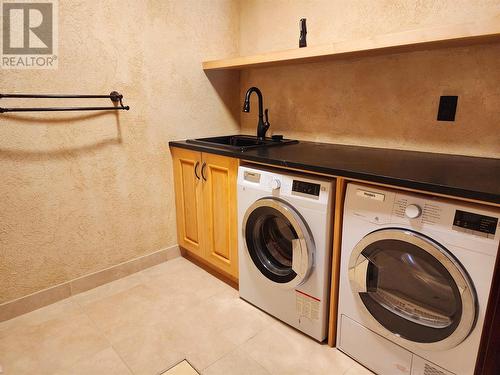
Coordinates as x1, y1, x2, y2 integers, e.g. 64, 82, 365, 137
201, 162, 207, 181
194, 161, 200, 180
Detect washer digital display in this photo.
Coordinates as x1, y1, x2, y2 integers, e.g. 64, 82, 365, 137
292, 180, 320, 197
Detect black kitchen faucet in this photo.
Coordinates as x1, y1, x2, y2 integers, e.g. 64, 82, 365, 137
243, 87, 270, 140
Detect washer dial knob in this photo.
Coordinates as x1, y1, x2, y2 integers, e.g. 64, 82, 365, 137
271, 179, 281, 190
405, 204, 422, 219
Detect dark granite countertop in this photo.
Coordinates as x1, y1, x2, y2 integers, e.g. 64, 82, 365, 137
169, 139, 500, 204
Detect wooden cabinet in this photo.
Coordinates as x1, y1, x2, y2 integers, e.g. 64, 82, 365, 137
202, 153, 239, 277
171, 147, 239, 279
172, 148, 204, 256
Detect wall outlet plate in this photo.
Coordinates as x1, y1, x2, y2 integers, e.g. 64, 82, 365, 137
437, 96, 458, 121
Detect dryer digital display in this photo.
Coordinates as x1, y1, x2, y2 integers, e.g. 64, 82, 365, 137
453, 210, 498, 235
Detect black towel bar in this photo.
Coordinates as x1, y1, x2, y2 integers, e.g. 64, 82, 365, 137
0, 91, 130, 113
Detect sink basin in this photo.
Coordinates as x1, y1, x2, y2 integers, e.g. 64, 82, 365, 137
186, 135, 298, 152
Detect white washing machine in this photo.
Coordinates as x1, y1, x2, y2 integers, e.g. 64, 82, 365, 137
237, 165, 334, 341
337, 183, 500, 375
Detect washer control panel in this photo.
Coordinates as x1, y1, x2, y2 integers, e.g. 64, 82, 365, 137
238, 166, 333, 206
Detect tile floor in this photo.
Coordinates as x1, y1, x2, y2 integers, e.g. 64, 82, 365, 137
162, 360, 199, 375
0, 257, 373, 375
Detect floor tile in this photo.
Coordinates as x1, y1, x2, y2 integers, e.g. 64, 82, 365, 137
241, 324, 316, 375
53, 347, 133, 375
0, 256, 371, 375
162, 360, 199, 375
343, 362, 375, 375
0, 312, 109, 375
142, 259, 232, 305
115, 287, 248, 371
242, 323, 355, 375
112, 322, 187, 375
167, 302, 242, 370
0, 298, 81, 339
204, 291, 274, 346
203, 347, 271, 375
78, 284, 167, 343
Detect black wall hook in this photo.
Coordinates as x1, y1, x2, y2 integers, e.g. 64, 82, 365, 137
299, 18, 307, 48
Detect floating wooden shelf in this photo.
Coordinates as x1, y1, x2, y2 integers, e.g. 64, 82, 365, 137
202, 20, 500, 71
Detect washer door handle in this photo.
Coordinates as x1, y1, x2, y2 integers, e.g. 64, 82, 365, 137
348, 254, 369, 293
292, 238, 308, 279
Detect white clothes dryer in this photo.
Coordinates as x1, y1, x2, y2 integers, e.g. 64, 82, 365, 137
337, 183, 500, 375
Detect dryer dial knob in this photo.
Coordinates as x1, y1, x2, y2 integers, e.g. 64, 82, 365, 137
271, 179, 281, 190
405, 204, 422, 219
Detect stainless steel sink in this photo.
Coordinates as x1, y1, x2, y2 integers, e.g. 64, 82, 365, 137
186, 135, 298, 152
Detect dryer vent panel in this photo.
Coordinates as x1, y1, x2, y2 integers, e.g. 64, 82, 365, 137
412, 356, 454, 375
424, 363, 447, 375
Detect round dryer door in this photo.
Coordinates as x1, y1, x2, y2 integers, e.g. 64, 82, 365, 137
243, 197, 314, 289
349, 228, 477, 351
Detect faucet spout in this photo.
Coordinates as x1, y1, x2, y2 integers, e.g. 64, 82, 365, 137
243, 87, 269, 140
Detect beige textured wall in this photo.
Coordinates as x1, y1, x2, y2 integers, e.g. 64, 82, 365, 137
2, 1, 499, 305
239, 1, 500, 157
0, 0, 240, 304
239, 0, 500, 55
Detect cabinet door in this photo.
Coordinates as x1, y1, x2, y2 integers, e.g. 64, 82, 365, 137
171, 147, 204, 256
201, 152, 239, 278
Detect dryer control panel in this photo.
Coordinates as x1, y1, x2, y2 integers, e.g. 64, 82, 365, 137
346, 183, 500, 254
453, 210, 498, 238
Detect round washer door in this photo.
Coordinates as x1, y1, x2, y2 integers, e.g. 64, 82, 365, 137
243, 197, 315, 289
349, 228, 477, 351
